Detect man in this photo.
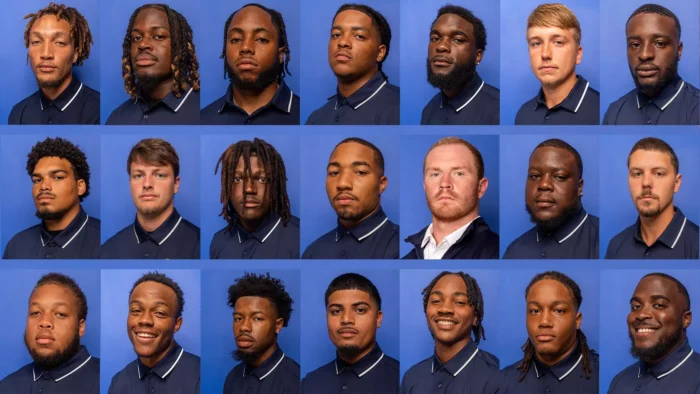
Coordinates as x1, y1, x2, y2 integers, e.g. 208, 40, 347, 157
606, 137, 698, 259
603, 4, 699, 125
306, 4, 399, 125
301, 273, 399, 394
608, 273, 700, 393
210, 138, 300, 259
515, 4, 599, 125
4, 137, 100, 259
108, 272, 200, 393
404, 137, 499, 259
421, 5, 500, 125
224, 272, 300, 393
101, 138, 200, 259
401, 272, 499, 393
106, 4, 200, 125
503, 139, 599, 259
0, 273, 99, 393
493, 271, 598, 392
302, 138, 399, 259
10, 3, 100, 125
201, 4, 300, 125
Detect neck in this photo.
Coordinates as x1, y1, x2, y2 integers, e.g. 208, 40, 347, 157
536, 338, 576, 367
41, 73, 73, 101
137, 204, 174, 232
44, 204, 81, 231
250, 343, 279, 368
337, 69, 379, 99
239, 216, 264, 233
542, 73, 577, 109
140, 340, 175, 368
647, 334, 686, 365
435, 336, 471, 365
639, 205, 676, 246
142, 79, 174, 106
233, 82, 279, 115
339, 204, 380, 229
339, 342, 375, 365
431, 210, 479, 245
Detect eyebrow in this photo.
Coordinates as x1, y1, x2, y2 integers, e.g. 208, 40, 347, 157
430, 28, 468, 36
229, 26, 272, 35
629, 166, 668, 172
430, 290, 468, 297
30, 301, 70, 307
627, 34, 672, 40
630, 295, 672, 303
32, 169, 69, 177
131, 26, 169, 33
527, 300, 569, 306
332, 25, 370, 33
31, 31, 68, 38
327, 161, 372, 169
328, 301, 372, 309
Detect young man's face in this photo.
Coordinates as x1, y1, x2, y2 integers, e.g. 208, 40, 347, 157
32, 156, 85, 220
231, 155, 271, 224
427, 13, 481, 89
233, 296, 282, 362
526, 25, 581, 88
328, 9, 385, 81
425, 274, 477, 346
130, 7, 173, 87
129, 160, 180, 217
28, 15, 77, 90
326, 289, 382, 358
628, 149, 680, 218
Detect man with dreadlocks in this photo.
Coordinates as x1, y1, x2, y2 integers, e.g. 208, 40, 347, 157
201, 4, 300, 125
106, 4, 200, 125
3, 137, 100, 259
401, 271, 499, 393
306, 3, 400, 125
210, 138, 300, 259
9, 3, 100, 125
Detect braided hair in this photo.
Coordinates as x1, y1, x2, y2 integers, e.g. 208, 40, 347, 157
121, 4, 200, 99
24, 2, 93, 65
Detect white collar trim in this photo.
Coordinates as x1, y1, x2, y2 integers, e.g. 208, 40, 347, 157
34, 355, 92, 382
174, 88, 193, 113
455, 80, 484, 112
336, 81, 387, 110
537, 213, 588, 243
335, 352, 384, 377
638, 348, 694, 379
40, 214, 90, 248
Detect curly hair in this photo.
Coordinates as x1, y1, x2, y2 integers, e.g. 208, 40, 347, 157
432, 5, 487, 51
24, 2, 94, 66
130, 271, 185, 319
227, 272, 294, 327
33, 272, 88, 322
26, 137, 91, 202
334, 4, 392, 81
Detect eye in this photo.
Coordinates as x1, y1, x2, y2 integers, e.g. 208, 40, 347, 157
530, 41, 541, 48
254, 317, 264, 321
329, 309, 341, 315
554, 40, 563, 45
154, 311, 167, 317
230, 38, 242, 44
32, 178, 41, 184
553, 175, 567, 181
155, 173, 166, 179
328, 171, 339, 177
455, 301, 467, 306
430, 36, 439, 42
256, 177, 267, 184
233, 177, 242, 183
654, 41, 667, 48
554, 308, 565, 314
154, 35, 165, 40
256, 38, 269, 44
53, 175, 65, 181
355, 307, 367, 314
628, 42, 640, 49
354, 34, 365, 40
31, 40, 41, 45
130, 308, 141, 314
233, 316, 242, 322
453, 171, 465, 177
430, 299, 441, 305
55, 313, 67, 318
653, 303, 667, 309
132, 35, 142, 42
453, 38, 465, 44
30, 311, 41, 316
55, 41, 67, 47
529, 308, 540, 314
356, 171, 368, 176
331, 32, 341, 39
654, 171, 665, 177
133, 174, 143, 179
528, 174, 541, 181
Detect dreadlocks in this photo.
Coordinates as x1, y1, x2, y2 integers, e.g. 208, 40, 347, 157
334, 4, 392, 81
215, 138, 291, 230
24, 2, 93, 65
517, 271, 595, 382
421, 271, 486, 344
121, 4, 200, 99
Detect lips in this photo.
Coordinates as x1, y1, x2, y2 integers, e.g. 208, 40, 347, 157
633, 325, 660, 338
538, 65, 558, 71
135, 54, 157, 67
236, 335, 255, 347
337, 328, 358, 338
335, 193, 357, 204
243, 199, 260, 208
35, 332, 55, 345
140, 194, 158, 200
636, 65, 659, 78
236, 58, 258, 70
434, 317, 459, 329
37, 64, 57, 72
431, 56, 453, 67
535, 198, 556, 208
36, 194, 55, 201
334, 51, 352, 62
134, 330, 158, 343
535, 334, 555, 342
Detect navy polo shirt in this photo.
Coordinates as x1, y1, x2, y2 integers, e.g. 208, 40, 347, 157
608, 339, 700, 394
302, 208, 399, 259
106, 88, 200, 125
402, 217, 499, 259
3, 208, 100, 259
101, 209, 200, 259
515, 75, 600, 125
503, 208, 599, 259
201, 81, 300, 125
603, 76, 700, 125
605, 207, 699, 259
302, 344, 399, 394
108, 342, 200, 394
401, 340, 499, 394
0, 346, 99, 394
224, 346, 300, 394
305, 72, 400, 125
8, 76, 100, 125
421, 73, 500, 125
211, 213, 300, 259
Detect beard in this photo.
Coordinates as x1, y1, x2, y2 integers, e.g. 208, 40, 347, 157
427, 188, 479, 222
24, 330, 81, 371
629, 328, 683, 364
336, 344, 363, 361
35, 206, 70, 221
232, 348, 266, 364
36, 70, 71, 90
427, 55, 477, 92
228, 61, 281, 92
526, 201, 581, 234
136, 72, 171, 93
636, 194, 672, 218
630, 58, 678, 98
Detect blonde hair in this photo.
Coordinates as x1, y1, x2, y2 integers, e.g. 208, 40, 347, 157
423, 137, 484, 179
527, 3, 581, 45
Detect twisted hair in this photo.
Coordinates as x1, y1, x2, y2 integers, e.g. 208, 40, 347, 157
121, 4, 200, 99
334, 4, 392, 81
628, 4, 681, 39
24, 2, 93, 66
26, 137, 91, 202
228, 272, 294, 327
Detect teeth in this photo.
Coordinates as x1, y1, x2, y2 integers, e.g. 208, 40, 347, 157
637, 328, 657, 333
436, 320, 456, 325
136, 333, 156, 338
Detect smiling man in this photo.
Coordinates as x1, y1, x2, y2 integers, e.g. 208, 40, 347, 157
603, 4, 699, 125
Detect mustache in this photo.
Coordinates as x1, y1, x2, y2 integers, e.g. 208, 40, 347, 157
35, 191, 56, 199
637, 190, 659, 200
334, 192, 358, 201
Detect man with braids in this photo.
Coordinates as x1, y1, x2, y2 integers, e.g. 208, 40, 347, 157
492, 271, 598, 393
604, 4, 699, 125
106, 4, 200, 125
503, 138, 599, 259
302, 273, 399, 394
306, 3, 400, 125
10, 3, 100, 125
401, 271, 499, 393
210, 138, 300, 259
0, 273, 99, 393
608, 273, 700, 393
224, 272, 300, 393
4, 137, 100, 259
201, 4, 300, 125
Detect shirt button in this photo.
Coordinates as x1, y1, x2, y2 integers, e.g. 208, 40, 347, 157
334, 116, 340, 122
151, 388, 155, 393
541, 252, 545, 258
342, 386, 348, 390
243, 251, 248, 255
45, 254, 52, 259
144, 115, 148, 119
144, 252, 150, 258
636, 387, 641, 392
340, 250, 347, 256
245, 119, 251, 124
645, 251, 650, 256
443, 118, 449, 124
437, 383, 442, 388
48, 120, 53, 124
545, 115, 550, 120
546, 387, 550, 392
646, 120, 651, 124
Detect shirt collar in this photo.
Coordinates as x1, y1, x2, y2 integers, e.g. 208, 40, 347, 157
235, 212, 282, 244
136, 87, 194, 113
537, 207, 589, 243
639, 339, 694, 379
431, 340, 479, 376
335, 343, 385, 378
421, 216, 481, 249
220, 81, 294, 114
440, 73, 485, 112
633, 207, 687, 249
40, 207, 90, 249
243, 346, 286, 380
534, 75, 590, 113
336, 207, 389, 242
137, 341, 184, 380
133, 208, 183, 245
39, 76, 83, 112
636, 75, 685, 111
333, 71, 387, 110
533, 342, 583, 381
33, 345, 92, 382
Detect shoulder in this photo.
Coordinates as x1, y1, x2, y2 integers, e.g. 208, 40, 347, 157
200, 95, 226, 118
81, 84, 101, 102
224, 363, 244, 386
402, 356, 432, 380
7, 224, 42, 245
605, 89, 635, 115
608, 361, 639, 388
304, 228, 336, 253
381, 353, 400, 373
212, 226, 231, 242
516, 95, 537, 117
285, 215, 301, 230
385, 219, 400, 236
101, 223, 135, 250
607, 223, 635, 248
480, 82, 500, 101
0, 363, 33, 385
683, 81, 700, 98
306, 99, 335, 124
503, 227, 537, 258
475, 347, 500, 370
499, 358, 525, 381
684, 217, 700, 234
110, 360, 138, 385
302, 359, 336, 382
8, 93, 39, 123
106, 98, 136, 124
178, 217, 201, 236
86, 215, 101, 230
180, 350, 201, 367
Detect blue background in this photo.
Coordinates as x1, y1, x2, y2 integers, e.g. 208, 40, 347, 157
399, 134, 500, 257
0, 0, 101, 124
600, 0, 700, 123
399, 0, 500, 125
300, 269, 399, 378
200, 133, 300, 259
299, 0, 400, 124
100, 269, 200, 394
599, 133, 700, 259
499, 134, 600, 257
201, 269, 301, 394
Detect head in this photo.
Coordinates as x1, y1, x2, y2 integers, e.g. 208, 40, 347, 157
329, 4, 391, 82
325, 273, 383, 362
326, 138, 387, 226
24, 3, 93, 90
626, 4, 682, 97
122, 4, 200, 98
222, 4, 291, 91
128, 272, 184, 367
27, 137, 90, 222
627, 137, 680, 218
127, 138, 181, 218
228, 273, 293, 365
427, 5, 486, 92
526, 139, 583, 233
25, 273, 87, 370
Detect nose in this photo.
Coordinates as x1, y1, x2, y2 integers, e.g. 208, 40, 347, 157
437, 300, 454, 314
240, 35, 254, 54
540, 41, 552, 60
138, 36, 153, 51
39, 314, 54, 329
138, 311, 154, 326
337, 32, 351, 49
439, 173, 453, 190
436, 37, 450, 54
142, 174, 154, 190
335, 170, 352, 191
641, 172, 653, 189
39, 178, 52, 191
244, 178, 257, 194
537, 175, 553, 191
635, 304, 654, 321
340, 309, 354, 325
40, 41, 54, 60
538, 310, 553, 328
239, 317, 252, 333
639, 41, 655, 61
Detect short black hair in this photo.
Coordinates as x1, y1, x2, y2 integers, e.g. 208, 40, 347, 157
130, 272, 185, 318
642, 272, 690, 310
533, 138, 583, 179
432, 5, 487, 51
334, 4, 392, 80
628, 137, 679, 174
26, 137, 91, 202
627, 4, 681, 39
227, 272, 294, 327
333, 137, 385, 176
325, 273, 382, 311
33, 273, 88, 322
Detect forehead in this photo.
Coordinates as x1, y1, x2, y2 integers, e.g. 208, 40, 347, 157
527, 279, 573, 303
432, 13, 473, 34
629, 149, 673, 168
433, 274, 467, 293
34, 156, 73, 172
235, 154, 262, 170
529, 146, 576, 170
235, 295, 274, 311
134, 7, 170, 29
527, 25, 576, 39
626, 12, 678, 37
30, 283, 78, 307
32, 14, 72, 34
634, 276, 680, 299
231, 6, 276, 33
130, 281, 177, 305
425, 144, 475, 167
328, 289, 373, 306
334, 9, 375, 31
130, 159, 173, 172
330, 142, 376, 164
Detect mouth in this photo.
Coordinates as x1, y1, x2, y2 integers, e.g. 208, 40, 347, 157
37, 65, 57, 72
337, 328, 358, 338
634, 326, 660, 337
135, 54, 157, 67
243, 199, 260, 208
36, 194, 55, 201
431, 57, 453, 67
35, 334, 55, 345
538, 65, 558, 72
434, 318, 459, 329
636, 65, 659, 78
236, 336, 255, 348
335, 194, 356, 205
334, 52, 352, 62
535, 199, 556, 208
134, 331, 158, 343
536, 334, 555, 342
140, 194, 158, 200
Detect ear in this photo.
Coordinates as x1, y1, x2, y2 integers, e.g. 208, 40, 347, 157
72, 50, 79, 65
378, 175, 388, 195
683, 310, 692, 329
78, 318, 86, 337
376, 310, 384, 328
477, 177, 489, 199
472, 314, 479, 327
77, 179, 87, 197
677, 40, 683, 61
278, 46, 286, 67
578, 178, 584, 197
674, 173, 682, 193
475, 49, 483, 65
575, 311, 582, 330
173, 175, 181, 194
275, 317, 284, 334
376, 44, 387, 63
173, 316, 183, 333
575, 45, 582, 65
